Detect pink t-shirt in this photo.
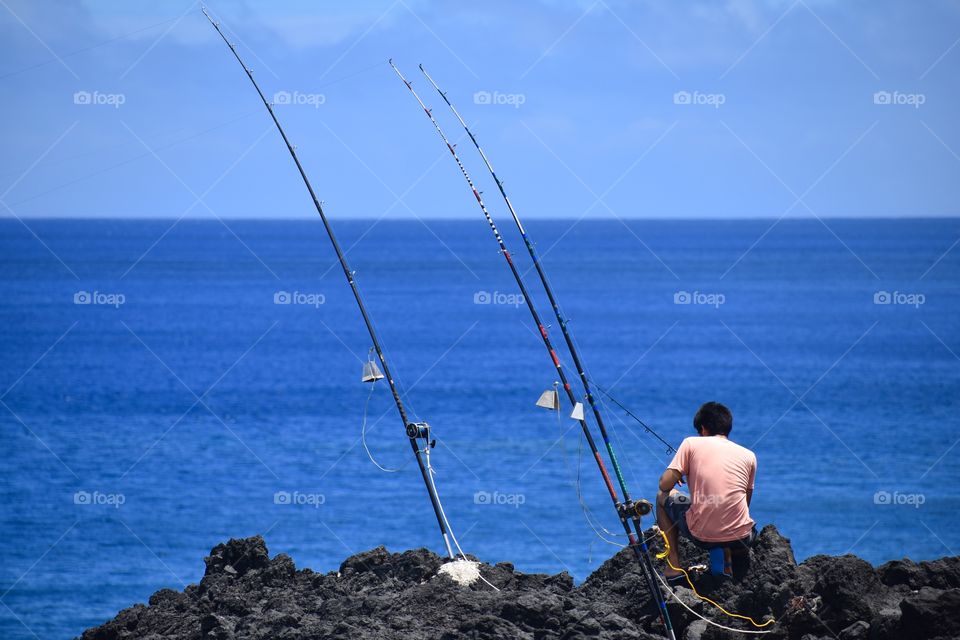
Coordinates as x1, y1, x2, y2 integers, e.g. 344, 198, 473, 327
668, 436, 757, 543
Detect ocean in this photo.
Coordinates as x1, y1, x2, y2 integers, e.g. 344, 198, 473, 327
1, 218, 958, 638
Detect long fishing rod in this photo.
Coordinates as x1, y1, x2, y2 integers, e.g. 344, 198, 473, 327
202, 9, 462, 560
391, 61, 674, 638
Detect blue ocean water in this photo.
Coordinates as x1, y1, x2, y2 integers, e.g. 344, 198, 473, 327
1, 218, 958, 639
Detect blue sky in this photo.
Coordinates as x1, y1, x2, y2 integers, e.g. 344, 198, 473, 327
1, 0, 957, 219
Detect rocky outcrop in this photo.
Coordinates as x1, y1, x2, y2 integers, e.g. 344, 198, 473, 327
79, 526, 960, 640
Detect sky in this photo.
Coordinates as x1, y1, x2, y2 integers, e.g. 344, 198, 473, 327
0, 0, 958, 219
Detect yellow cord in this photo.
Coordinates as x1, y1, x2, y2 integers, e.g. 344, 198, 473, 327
655, 529, 775, 629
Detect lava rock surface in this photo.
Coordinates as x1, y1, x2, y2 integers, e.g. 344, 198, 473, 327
79, 526, 960, 640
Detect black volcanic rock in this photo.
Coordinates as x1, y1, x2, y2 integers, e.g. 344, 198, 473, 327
79, 527, 960, 640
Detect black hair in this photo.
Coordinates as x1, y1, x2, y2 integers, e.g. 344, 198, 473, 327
693, 402, 733, 436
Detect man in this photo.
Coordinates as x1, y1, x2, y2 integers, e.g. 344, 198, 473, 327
656, 402, 757, 579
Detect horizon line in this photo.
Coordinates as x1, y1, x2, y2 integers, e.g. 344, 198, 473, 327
4, 214, 960, 222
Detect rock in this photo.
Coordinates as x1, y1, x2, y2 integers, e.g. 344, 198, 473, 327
79, 528, 960, 640
683, 619, 708, 640
877, 558, 923, 589
804, 554, 882, 629
898, 587, 960, 640
838, 620, 868, 640
204, 536, 270, 578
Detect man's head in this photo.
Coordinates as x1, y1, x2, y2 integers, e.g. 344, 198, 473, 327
693, 402, 732, 436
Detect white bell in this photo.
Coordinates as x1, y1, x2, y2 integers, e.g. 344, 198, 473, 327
535, 388, 560, 410
570, 402, 585, 421
362, 349, 384, 383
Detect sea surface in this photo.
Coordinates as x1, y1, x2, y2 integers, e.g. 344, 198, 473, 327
1, 218, 958, 639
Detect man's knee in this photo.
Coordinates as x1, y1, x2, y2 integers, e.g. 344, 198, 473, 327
656, 488, 679, 506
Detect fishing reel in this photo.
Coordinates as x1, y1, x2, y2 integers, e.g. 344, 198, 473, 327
406, 422, 436, 448
618, 499, 653, 519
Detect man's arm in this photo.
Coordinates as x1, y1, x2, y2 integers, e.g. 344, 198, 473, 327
659, 468, 682, 494
746, 487, 753, 507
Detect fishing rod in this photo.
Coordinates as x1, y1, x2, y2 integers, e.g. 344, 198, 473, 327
391, 61, 675, 638
202, 9, 463, 560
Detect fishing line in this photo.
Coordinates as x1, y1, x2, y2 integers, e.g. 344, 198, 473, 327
589, 379, 677, 455
568, 411, 624, 544
654, 573, 775, 635
574, 430, 627, 548
361, 380, 410, 473
552, 397, 625, 547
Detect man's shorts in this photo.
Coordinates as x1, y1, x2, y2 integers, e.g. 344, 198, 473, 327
661, 492, 757, 550
662, 491, 695, 540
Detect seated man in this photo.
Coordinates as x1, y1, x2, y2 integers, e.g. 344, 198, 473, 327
656, 401, 757, 579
